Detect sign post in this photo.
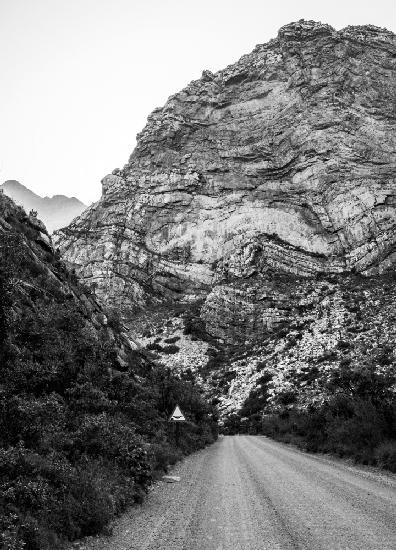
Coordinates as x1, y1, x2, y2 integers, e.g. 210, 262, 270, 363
169, 405, 186, 446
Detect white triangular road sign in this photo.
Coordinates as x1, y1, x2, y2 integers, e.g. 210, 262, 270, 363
170, 405, 186, 422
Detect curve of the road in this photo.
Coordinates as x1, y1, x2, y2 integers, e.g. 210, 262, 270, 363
77, 435, 396, 550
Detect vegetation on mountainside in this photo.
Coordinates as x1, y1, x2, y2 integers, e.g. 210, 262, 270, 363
0, 198, 217, 550
224, 359, 396, 471
221, 274, 396, 472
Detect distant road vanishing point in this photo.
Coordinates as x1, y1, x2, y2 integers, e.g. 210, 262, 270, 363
80, 436, 396, 550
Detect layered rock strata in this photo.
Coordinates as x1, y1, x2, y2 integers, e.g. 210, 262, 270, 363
55, 20, 396, 337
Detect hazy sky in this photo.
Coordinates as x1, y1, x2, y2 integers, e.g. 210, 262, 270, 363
1, 0, 395, 204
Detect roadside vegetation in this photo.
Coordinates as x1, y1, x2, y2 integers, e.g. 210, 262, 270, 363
222, 274, 396, 473
0, 196, 217, 550
223, 360, 396, 471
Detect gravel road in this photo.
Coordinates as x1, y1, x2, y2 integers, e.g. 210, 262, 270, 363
78, 435, 396, 550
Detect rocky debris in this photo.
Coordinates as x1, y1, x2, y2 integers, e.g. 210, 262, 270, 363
217, 273, 396, 420
138, 314, 210, 378
162, 475, 181, 483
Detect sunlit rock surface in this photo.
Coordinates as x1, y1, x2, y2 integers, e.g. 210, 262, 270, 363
55, 20, 396, 347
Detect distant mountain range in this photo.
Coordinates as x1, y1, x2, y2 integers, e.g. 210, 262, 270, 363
0, 180, 86, 233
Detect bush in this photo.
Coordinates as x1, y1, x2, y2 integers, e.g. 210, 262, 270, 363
149, 442, 183, 473
161, 345, 180, 354
375, 441, 396, 472
68, 414, 151, 485
146, 342, 163, 351
106, 308, 123, 332
325, 398, 383, 456
259, 395, 396, 470
164, 336, 180, 344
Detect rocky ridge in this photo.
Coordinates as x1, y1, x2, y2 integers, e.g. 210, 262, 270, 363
0, 191, 131, 367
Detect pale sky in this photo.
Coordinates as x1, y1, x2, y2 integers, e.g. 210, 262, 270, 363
1, 0, 395, 204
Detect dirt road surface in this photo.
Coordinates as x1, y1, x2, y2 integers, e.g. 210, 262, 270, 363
79, 435, 396, 550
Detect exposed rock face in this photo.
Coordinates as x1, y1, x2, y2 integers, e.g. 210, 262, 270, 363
55, 20, 396, 339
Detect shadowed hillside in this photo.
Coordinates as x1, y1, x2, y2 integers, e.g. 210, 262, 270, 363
0, 193, 217, 550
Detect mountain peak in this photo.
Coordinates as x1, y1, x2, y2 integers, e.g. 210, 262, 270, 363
3, 179, 28, 190
278, 19, 335, 36
56, 18, 396, 312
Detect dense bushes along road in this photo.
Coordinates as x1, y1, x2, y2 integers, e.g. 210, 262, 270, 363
223, 355, 396, 471
65, 436, 396, 550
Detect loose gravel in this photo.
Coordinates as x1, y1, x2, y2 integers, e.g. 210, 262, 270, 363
72, 435, 396, 550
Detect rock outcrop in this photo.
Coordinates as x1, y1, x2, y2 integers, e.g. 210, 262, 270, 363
56, 20, 396, 323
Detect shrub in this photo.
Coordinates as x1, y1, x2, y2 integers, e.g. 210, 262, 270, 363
277, 389, 298, 406
161, 345, 180, 354
148, 442, 183, 473
164, 336, 180, 344
258, 393, 396, 470
68, 414, 151, 485
146, 342, 163, 351
106, 308, 123, 332
374, 441, 396, 472
325, 398, 383, 453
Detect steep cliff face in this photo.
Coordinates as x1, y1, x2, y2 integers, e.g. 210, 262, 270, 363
56, 21, 396, 322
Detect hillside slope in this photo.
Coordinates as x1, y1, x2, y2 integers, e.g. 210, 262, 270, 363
0, 193, 217, 550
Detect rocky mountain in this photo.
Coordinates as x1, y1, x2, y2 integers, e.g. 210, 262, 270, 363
1, 179, 86, 233
54, 20, 396, 435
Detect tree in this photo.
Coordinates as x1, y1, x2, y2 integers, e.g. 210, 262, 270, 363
0, 234, 19, 367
